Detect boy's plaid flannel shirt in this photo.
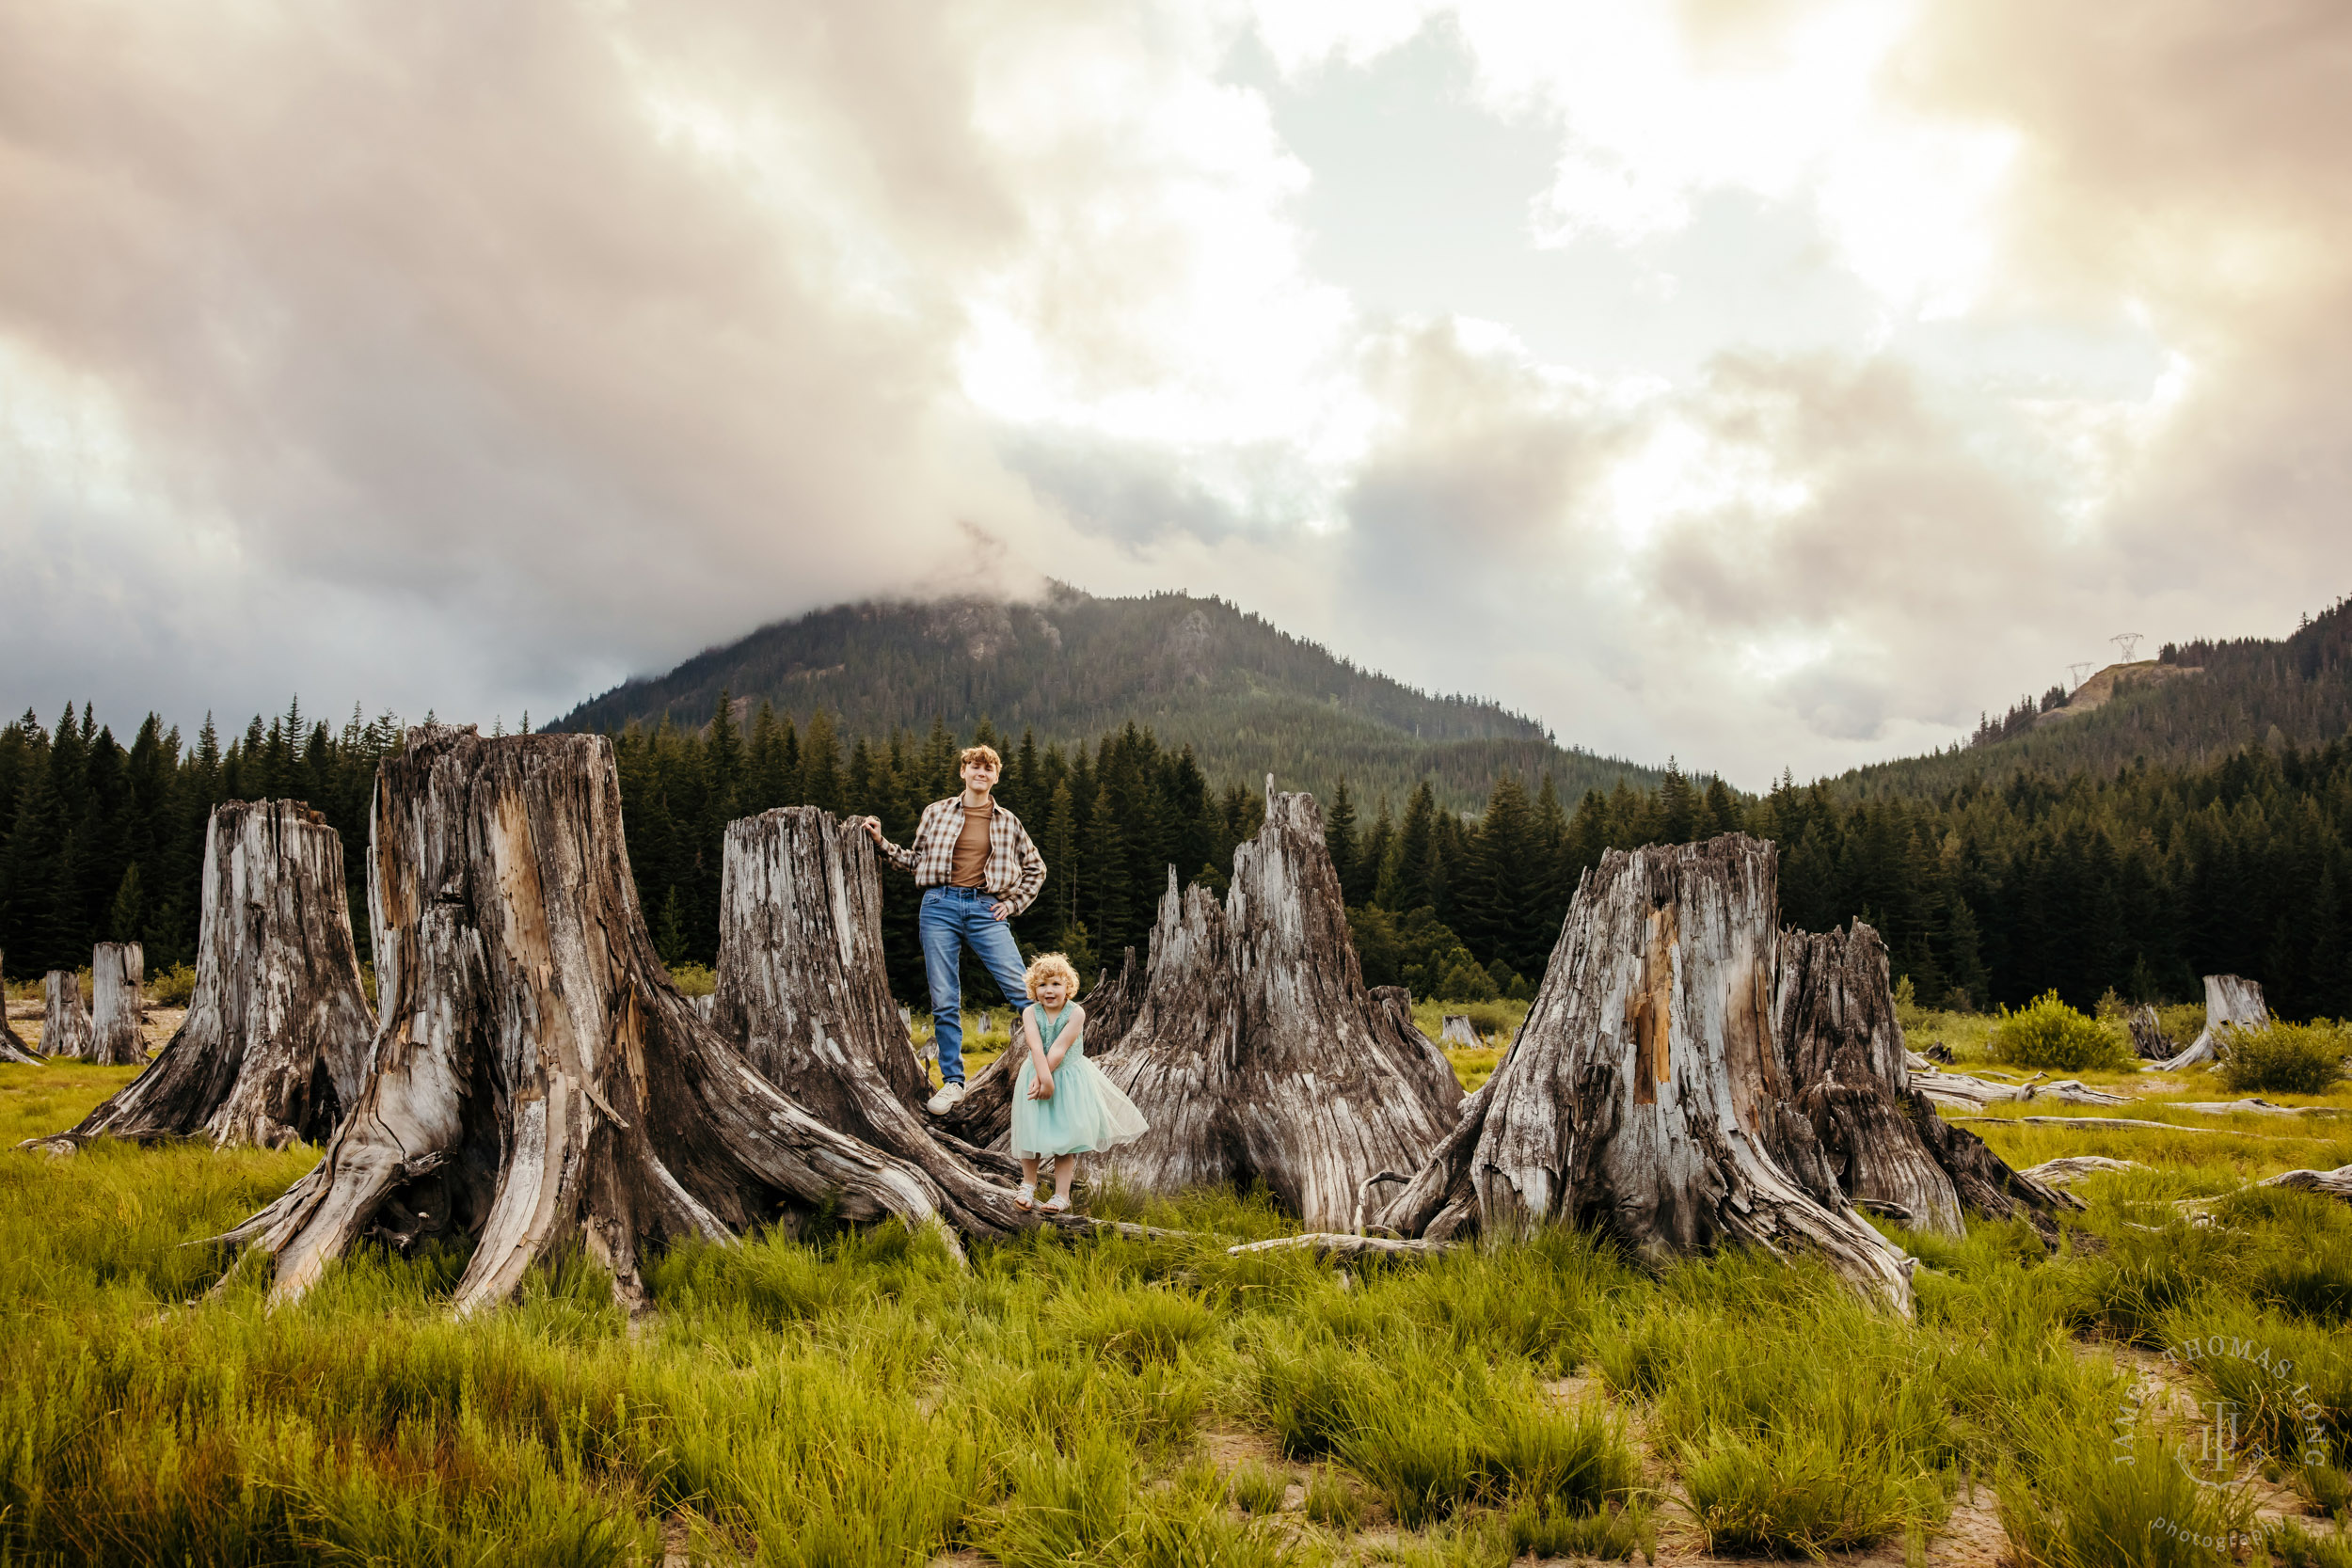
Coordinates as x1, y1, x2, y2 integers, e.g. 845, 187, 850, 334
875, 798, 1048, 916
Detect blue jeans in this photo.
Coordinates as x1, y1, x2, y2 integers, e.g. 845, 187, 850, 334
919, 886, 1030, 1086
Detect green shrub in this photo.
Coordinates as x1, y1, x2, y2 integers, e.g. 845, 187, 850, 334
2217, 1021, 2349, 1095
146, 963, 198, 1007
664, 961, 716, 997
1991, 992, 2131, 1071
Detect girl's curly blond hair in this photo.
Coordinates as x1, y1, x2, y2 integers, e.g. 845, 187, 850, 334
1023, 952, 1081, 1000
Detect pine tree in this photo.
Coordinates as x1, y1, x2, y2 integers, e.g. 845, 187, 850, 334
1325, 778, 1359, 901
106, 863, 145, 944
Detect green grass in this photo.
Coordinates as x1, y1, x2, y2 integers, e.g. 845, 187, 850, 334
6, 1053, 2352, 1565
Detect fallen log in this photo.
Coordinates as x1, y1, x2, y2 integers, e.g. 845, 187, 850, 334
2148, 974, 2266, 1073
2157, 1098, 2331, 1117
2018, 1155, 2147, 1186
22, 801, 377, 1152
1949, 1115, 2287, 1137
2262, 1164, 2352, 1203
1094, 789, 1463, 1229
1377, 834, 1915, 1311
215, 728, 986, 1315
41, 971, 92, 1060
89, 942, 145, 1066
1907, 1067, 2129, 1111
1227, 1232, 1457, 1261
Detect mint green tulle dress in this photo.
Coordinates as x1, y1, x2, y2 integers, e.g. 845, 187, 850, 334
1010, 1005, 1149, 1159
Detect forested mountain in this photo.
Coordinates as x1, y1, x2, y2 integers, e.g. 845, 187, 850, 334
1842, 596, 2352, 798
8, 595, 2350, 1024
548, 586, 1669, 812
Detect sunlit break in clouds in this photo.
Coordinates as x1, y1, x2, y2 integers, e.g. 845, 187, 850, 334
3, 0, 2347, 785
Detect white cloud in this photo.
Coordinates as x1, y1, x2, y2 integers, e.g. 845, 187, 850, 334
1, 0, 2344, 791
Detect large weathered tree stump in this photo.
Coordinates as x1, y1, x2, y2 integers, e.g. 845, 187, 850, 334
1091, 791, 1464, 1229
1377, 835, 1915, 1312
1, 950, 39, 1065
709, 806, 1049, 1212
934, 945, 1143, 1149
27, 801, 377, 1151
2149, 974, 2267, 1072
1769, 922, 2072, 1241
42, 971, 92, 1060
90, 942, 145, 1066
216, 728, 1003, 1316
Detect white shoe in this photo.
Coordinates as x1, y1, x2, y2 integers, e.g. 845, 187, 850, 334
926, 1082, 966, 1115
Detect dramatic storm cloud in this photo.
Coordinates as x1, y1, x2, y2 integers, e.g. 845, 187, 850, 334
2, 0, 2344, 783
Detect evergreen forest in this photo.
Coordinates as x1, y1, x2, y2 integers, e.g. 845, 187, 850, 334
5, 688, 2349, 1023
547, 585, 1669, 814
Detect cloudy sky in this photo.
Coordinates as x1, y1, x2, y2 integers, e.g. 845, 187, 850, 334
4, 1, 2345, 786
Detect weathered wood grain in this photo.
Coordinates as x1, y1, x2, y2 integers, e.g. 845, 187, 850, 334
216, 727, 965, 1317
1093, 790, 1464, 1229
89, 942, 144, 1066
41, 971, 92, 1061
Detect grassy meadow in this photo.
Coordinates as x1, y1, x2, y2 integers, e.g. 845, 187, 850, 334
4, 1037, 2351, 1566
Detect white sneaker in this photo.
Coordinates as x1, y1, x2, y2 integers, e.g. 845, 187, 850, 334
926, 1082, 966, 1115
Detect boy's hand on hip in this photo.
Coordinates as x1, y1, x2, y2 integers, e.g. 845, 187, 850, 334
989, 900, 1012, 920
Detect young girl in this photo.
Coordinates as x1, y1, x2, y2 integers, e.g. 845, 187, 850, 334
1009, 953, 1149, 1211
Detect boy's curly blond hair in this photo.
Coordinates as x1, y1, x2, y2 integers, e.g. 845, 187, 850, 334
1023, 952, 1081, 1000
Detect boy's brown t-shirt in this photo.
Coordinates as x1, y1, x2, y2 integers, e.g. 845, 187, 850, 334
950, 801, 993, 888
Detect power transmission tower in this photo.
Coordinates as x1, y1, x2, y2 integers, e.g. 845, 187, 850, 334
2111, 631, 2143, 662
2068, 662, 2094, 689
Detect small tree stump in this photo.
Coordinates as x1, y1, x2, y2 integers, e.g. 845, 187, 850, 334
1, 950, 39, 1065
25, 801, 377, 1151
90, 942, 145, 1066
217, 729, 977, 1316
1378, 835, 1915, 1311
1093, 791, 1464, 1229
1439, 1014, 1481, 1050
42, 971, 92, 1060
2150, 975, 2267, 1072
2125, 1005, 2169, 1060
